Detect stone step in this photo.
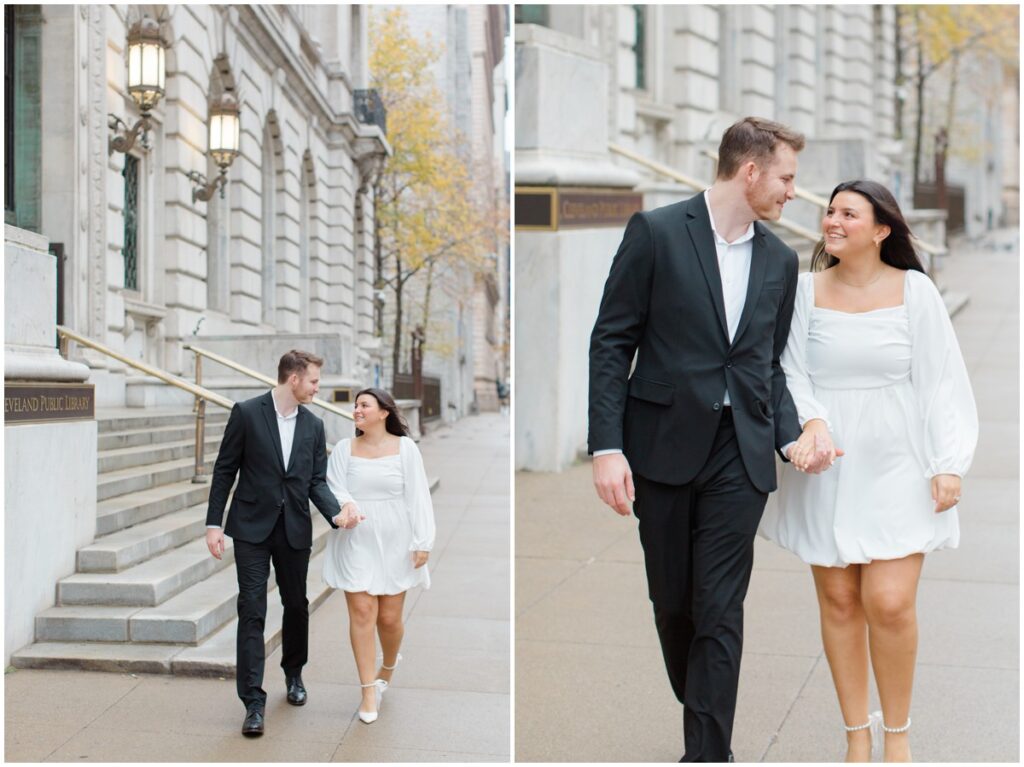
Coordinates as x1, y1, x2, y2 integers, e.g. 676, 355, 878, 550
96, 480, 212, 537
129, 521, 331, 645
98, 435, 224, 474
173, 549, 333, 676
57, 537, 235, 607
97, 455, 217, 502
13, 549, 333, 675
97, 408, 229, 434
77, 505, 209, 573
98, 421, 227, 452
39, 520, 331, 644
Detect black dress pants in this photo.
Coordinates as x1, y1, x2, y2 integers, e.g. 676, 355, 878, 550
233, 514, 311, 709
633, 410, 769, 763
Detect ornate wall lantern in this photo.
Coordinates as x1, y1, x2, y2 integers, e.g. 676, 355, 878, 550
109, 16, 167, 155
186, 92, 241, 202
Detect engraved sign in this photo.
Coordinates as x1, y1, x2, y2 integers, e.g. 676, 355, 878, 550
515, 187, 643, 231
4, 383, 96, 425
558, 190, 643, 229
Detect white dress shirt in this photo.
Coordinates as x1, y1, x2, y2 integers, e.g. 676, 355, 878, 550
208, 390, 298, 529
704, 189, 755, 406
271, 389, 299, 468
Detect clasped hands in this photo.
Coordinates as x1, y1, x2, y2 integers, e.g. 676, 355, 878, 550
333, 501, 365, 529
787, 419, 843, 474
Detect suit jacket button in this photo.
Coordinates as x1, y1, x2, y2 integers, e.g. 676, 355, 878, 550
726, 359, 734, 368
713, 402, 722, 411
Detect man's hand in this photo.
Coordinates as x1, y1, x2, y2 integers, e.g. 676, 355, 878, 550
593, 452, 635, 516
788, 419, 844, 474
412, 551, 429, 569
206, 527, 226, 560
333, 501, 364, 529
932, 474, 961, 513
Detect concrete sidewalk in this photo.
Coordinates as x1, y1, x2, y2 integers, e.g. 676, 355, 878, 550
515, 230, 1019, 762
6, 413, 510, 762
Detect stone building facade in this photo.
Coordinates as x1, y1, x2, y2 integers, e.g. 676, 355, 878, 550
7, 4, 389, 407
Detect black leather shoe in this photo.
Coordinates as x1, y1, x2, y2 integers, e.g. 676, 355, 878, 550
242, 706, 264, 737
286, 675, 307, 706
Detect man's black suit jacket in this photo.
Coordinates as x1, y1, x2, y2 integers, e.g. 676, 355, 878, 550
206, 391, 340, 549
588, 193, 802, 494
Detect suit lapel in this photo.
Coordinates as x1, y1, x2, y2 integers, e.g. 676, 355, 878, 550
261, 392, 287, 473
286, 407, 308, 475
685, 197, 730, 342
730, 223, 768, 349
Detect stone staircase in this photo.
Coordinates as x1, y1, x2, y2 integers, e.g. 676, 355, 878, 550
9, 407, 368, 676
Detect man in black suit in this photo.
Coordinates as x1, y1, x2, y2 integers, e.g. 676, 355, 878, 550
589, 117, 834, 761
206, 350, 354, 736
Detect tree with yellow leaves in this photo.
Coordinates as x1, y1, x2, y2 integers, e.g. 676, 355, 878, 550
369, 7, 507, 381
897, 5, 1018, 187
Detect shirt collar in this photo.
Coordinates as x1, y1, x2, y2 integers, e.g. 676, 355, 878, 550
704, 189, 755, 246
270, 389, 299, 421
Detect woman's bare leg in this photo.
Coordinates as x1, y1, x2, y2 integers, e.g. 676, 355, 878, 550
812, 564, 872, 762
376, 592, 407, 684
861, 554, 924, 763
345, 591, 380, 712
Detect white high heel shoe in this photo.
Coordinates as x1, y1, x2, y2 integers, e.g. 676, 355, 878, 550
357, 679, 388, 724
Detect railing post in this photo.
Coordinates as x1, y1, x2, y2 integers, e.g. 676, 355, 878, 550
192, 351, 209, 484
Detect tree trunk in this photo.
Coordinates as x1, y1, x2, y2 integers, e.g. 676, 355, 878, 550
391, 253, 404, 383
913, 8, 925, 186
421, 258, 436, 350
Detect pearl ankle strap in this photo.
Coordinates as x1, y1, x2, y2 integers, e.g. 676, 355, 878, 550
882, 717, 911, 733
844, 719, 872, 732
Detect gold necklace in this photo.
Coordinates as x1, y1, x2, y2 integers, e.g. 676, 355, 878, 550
833, 267, 887, 289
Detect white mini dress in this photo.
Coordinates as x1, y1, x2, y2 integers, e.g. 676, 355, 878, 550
322, 436, 436, 594
759, 269, 978, 567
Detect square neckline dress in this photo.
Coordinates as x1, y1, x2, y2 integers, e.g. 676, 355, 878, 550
758, 269, 978, 567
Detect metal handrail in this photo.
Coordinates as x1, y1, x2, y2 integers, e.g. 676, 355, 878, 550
183, 344, 355, 422
57, 326, 234, 409
57, 325, 235, 483
608, 142, 822, 244
698, 148, 943, 257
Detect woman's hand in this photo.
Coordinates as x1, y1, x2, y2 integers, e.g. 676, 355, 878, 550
412, 551, 429, 569
932, 474, 961, 513
333, 502, 364, 529
789, 419, 842, 473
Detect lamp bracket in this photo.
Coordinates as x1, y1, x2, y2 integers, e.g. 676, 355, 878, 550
109, 113, 153, 155
186, 168, 228, 203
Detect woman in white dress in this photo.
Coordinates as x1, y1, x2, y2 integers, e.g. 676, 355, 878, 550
759, 180, 977, 762
323, 388, 436, 724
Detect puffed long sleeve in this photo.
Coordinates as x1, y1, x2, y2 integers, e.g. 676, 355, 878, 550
906, 270, 978, 478
325, 438, 356, 508
781, 273, 832, 429
401, 436, 436, 552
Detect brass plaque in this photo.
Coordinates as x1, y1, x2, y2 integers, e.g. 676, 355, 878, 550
558, 190, 643, 228
4, 383, 96, 425
515, 186, 642, 231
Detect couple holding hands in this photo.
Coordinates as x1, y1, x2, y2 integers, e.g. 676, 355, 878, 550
204, 350, 435, 736
589, 117, 977, 762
